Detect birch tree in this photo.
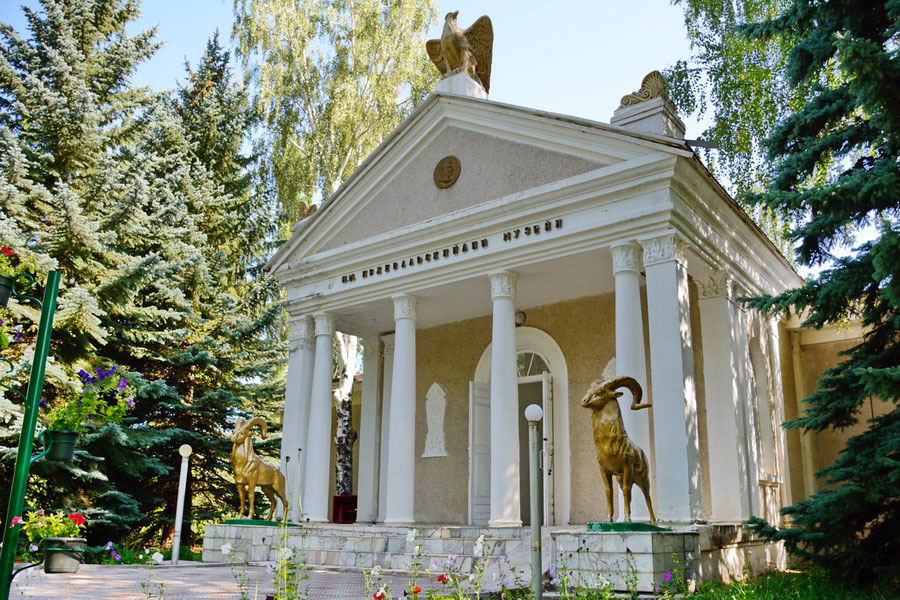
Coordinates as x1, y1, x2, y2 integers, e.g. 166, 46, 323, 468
233, 0, 439, 231
233, 0, 438, 497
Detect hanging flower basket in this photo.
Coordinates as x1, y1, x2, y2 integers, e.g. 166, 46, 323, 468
42, 537, 86, 574
44, 429, 79, 462
0, 274, 12, 307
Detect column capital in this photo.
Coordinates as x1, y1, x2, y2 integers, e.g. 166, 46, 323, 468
489, 270, 518, 300
639, 233, 686, 267
289, 315, 315, 340
696, 270, 734, 301
610, 243, 642, 274
392, 294, 417, 321
313, 313, 335, 336
381, 333, 395, 356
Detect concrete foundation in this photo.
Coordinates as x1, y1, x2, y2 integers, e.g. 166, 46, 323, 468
203, 523, 784, 593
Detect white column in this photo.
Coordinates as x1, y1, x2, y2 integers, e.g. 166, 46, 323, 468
356, 337, 383, 523
377, 334, 395, 522
384, 295, 417, 524
610, 243, 651, 521
734, 299, 762, 516
488, 271, 522, 527
303, 313, 335, 523
697, 271, 750, 522
767, 319, 792, 510
281, 316, 315, 522
640, 233, 702, 522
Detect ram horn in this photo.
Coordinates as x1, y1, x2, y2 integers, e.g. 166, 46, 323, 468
243, 416, 269, 439
604, 376, 650, 410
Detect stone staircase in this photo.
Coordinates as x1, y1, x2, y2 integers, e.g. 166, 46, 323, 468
203, 523, 529, 573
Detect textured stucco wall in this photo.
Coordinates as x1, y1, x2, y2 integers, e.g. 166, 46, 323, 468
406, 283, 712, 525
320, 126, 604, 252
413, 313, 493, 524
799, 339, 891, 482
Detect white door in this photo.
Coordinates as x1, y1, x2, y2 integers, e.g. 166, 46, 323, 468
468, 381, 491, 525
542, 371, 555, 524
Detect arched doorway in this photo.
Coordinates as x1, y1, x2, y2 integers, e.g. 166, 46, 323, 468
470, 327, 570, 525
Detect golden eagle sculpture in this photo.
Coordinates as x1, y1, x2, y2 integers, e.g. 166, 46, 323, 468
426, 11, 493, 93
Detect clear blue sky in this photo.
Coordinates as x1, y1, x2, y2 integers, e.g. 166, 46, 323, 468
1, 0, 708, 136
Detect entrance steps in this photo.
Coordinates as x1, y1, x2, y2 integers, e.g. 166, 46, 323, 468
203, 523, 528, 572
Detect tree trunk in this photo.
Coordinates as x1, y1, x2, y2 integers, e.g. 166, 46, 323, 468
333, 333, 359, 496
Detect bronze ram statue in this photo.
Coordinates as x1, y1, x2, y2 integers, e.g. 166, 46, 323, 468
229, 416, 289, 521
580, 376, 656, 524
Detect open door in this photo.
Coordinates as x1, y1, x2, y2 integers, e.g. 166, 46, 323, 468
542, 371, 555, 525
468, 381, 491, 525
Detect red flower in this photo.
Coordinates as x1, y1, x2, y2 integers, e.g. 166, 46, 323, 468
0, 247, 13, 256
373, 592, 386, 600
10, 516, 22, 527
68, 513, 86, 526
410, 585, 422, 594
437, 574, 449, 584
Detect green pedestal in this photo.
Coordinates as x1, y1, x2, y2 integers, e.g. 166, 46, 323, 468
223, 519, 301, 527
586, 522, 672, 532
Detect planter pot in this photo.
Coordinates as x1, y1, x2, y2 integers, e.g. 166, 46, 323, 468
0, 275, 12, 307
45, 429, 78, 462
42, 537, 85, 574
331, 494, 357, 524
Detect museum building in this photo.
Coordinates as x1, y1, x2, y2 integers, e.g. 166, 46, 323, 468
265, 69, 809, 534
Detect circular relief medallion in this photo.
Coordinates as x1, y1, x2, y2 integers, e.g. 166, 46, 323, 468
433, 155, 461, 189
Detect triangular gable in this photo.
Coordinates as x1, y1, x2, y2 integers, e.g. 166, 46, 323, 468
318, 125, 603, 253
269, 94, 688, 270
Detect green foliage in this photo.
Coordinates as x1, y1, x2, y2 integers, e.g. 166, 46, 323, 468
727, 0, 900, 582
232, 0, 440, 232
0, 0, 283, 549
666, 0, 816, 256
43, 365, 134, 432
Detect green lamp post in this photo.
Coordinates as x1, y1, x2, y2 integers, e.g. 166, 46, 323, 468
0, 270, 61, 600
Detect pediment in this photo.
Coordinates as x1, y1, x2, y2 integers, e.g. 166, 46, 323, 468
270, 94, 686, 269
319, 126, 603, 253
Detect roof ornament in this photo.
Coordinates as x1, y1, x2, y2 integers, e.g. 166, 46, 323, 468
426, 11, 493, 94
618, 70, 668, 108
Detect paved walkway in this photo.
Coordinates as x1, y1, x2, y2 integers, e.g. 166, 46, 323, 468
9, 562, 448, 599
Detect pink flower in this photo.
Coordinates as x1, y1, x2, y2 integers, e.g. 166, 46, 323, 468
10, 516, 22, 526
35, 509, 44, 515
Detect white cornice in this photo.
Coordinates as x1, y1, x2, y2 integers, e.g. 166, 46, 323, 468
273, 152, 677, 288
278, 160, 678, 316
669, 156, 802, 295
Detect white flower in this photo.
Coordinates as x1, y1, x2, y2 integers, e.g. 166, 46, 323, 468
371, 565, 382, 578
29, 544, 38, 552
687, 578, 697, 593
468, 573, 477, 583
473, 534, 485, 557
406, 528, 418, 542
265, 561, 276, 574
278, 547, 294, 561
414, 545, 421, 556
151, 551, 164, 565
220, 543, 232, 556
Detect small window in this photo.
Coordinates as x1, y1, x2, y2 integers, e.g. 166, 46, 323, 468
517, 351, 549, 378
